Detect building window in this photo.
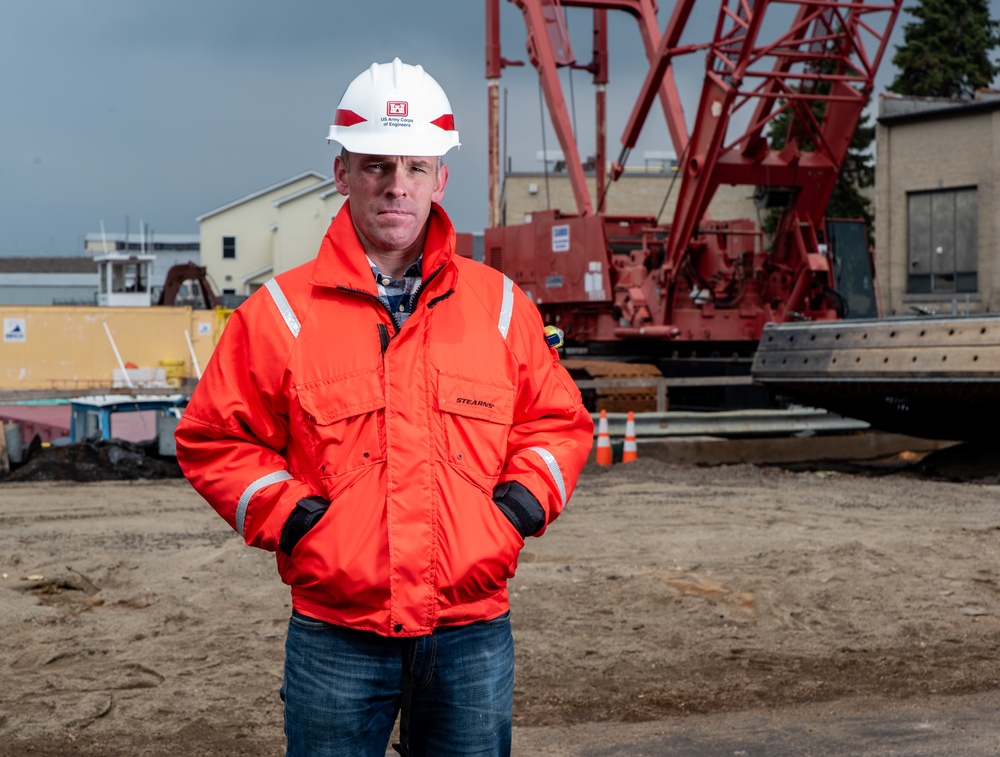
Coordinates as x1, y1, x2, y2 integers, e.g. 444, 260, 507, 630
907, 187, 977, 294
222, 236, 237, 260
110, 262, 149, 293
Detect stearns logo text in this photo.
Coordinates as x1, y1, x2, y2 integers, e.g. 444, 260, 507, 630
456, 398, 495, 409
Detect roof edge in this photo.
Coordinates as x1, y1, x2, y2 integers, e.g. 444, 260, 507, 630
272, 177, 339, 208
196, 171, 327, 222
878, 92, 1000, 125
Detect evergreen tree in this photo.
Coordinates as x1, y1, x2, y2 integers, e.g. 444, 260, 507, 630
889, 0, 1000, 98
829, 109, 875, 231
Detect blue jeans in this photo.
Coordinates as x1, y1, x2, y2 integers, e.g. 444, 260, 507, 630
281, 611, 514, 757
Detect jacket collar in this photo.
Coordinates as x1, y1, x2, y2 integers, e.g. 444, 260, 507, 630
310, 201, 457, 292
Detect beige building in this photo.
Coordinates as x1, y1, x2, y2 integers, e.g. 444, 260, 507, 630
197, 171, 346, 297
500, 168, 757, 228
271, 178, 344, 274
875, 92, 1000, 316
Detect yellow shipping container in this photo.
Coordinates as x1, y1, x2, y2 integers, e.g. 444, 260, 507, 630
0, 306, 221, 392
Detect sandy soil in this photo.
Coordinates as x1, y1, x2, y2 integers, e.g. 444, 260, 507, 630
2, 452, 1000, 755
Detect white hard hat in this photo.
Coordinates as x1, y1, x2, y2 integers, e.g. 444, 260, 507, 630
327, 57, 461, 157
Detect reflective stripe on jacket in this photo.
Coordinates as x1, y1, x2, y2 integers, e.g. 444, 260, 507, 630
174, 202, 594, 637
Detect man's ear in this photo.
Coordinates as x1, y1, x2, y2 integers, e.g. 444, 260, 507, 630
334, 155, 350, 196
432, 163, 449, 203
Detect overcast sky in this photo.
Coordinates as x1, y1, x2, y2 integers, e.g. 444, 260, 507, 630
0, 1, 989, 256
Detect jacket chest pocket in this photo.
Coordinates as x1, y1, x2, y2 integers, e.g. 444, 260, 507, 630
295, 370, 386, 479
437, 371, 514, 481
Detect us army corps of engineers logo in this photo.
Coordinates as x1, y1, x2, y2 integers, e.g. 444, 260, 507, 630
383, 101, 413, 129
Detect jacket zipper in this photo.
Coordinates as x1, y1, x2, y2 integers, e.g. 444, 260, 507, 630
426, 289, 455, 309
377, 323, 390, 356
337, 286, 400, 334
408, 264, 446, 313
338, 263, 449, 351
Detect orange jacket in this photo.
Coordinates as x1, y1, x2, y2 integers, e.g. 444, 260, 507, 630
175, 203, 593, 637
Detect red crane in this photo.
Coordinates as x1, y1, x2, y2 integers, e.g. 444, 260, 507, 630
485, 0, 902, 356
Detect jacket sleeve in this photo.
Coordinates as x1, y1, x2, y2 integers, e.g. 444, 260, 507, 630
497, 285, 594, 536
174, 301, 317, 552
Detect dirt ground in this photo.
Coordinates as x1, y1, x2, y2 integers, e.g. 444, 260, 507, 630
3, 445, 1000, 755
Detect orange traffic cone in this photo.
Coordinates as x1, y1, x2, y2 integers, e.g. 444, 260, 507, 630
622, 411, 638, 463
595, 409, 612, 466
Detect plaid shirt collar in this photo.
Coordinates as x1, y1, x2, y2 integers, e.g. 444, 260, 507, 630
368, 255, 423, 327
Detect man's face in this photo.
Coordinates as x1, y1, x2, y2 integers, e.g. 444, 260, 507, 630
334, 152, 449, 258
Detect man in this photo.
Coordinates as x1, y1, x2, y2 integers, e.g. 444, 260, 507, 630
175, 58, 593, 757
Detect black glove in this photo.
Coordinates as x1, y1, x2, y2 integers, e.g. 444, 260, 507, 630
279, 496, 330, 555
492, 481, 545, 539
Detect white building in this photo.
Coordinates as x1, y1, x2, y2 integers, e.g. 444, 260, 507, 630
196, 172, 345, 297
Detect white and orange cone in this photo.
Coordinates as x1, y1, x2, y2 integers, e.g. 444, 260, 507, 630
622, 411, 638, 463
595, 409, 612, 466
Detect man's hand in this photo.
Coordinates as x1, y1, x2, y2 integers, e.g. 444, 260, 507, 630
492, 481, 545, 539
279, 496, 331, 555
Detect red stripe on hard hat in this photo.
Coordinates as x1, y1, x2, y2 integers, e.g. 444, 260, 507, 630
334, 109, 367, 127
431, 114, 456, 131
